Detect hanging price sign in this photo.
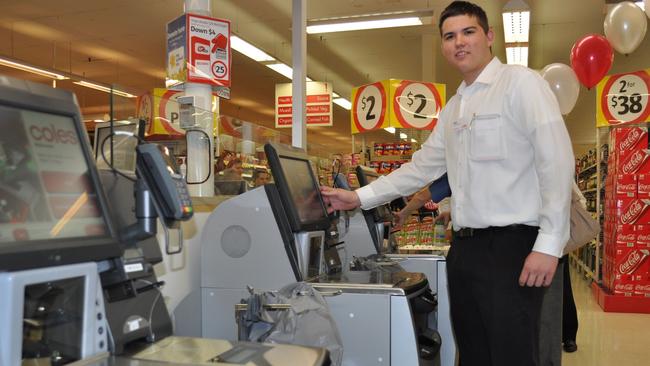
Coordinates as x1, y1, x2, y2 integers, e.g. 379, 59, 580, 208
391, 80, 444, 129
597, 69, 650, 127
351, 81, 388, 133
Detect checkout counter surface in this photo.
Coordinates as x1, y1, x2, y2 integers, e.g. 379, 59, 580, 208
310, 270, 429, 296
80, 337, 329, 366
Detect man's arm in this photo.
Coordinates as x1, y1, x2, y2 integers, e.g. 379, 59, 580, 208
355, 117, 448, 210
394, 187, 432, 229
516, 71, 575, 287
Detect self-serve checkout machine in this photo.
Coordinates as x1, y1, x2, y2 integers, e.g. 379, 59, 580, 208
347, 166, 457, 366
199, 142, 439, 365
0, 75, 329, 366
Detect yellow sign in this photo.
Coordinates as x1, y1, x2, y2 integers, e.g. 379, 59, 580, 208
136, 88, 218, 139
596, 68, 650, 127
351, 79, 446, 134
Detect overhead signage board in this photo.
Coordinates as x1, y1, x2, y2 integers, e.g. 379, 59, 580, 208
166, 14, 231, 89
597, 68, 650, 127
275, 82, 333, 128
351, 79, 445, 134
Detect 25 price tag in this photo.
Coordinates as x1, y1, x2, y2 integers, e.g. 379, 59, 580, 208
601, 71, 650, 125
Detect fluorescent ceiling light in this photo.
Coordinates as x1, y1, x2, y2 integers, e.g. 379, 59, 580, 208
73, 80, 136, 98
332, 92, 340, 98
0, 56, 69, 80
502, 10, 530, 43
384, 127, 396, 134
230, 35, 275, 62
307, 17, 422, 34
266, 63, 294, 80
400, 132, 407, 139
410, 138, 417, 143
502, 0, 530, 66
505, 46, 528, 67
333, 98, 351, 110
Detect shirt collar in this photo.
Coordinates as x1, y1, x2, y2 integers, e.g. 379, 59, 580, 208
457, 57, 503, 95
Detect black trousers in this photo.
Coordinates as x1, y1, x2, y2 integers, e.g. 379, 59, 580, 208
447, 226, 546, 366
562, 254, 579, 342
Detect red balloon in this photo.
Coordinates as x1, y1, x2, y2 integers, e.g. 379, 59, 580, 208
570, 34, 614, 89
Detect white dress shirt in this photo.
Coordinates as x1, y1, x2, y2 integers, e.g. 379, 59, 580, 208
356, 57, 574, 257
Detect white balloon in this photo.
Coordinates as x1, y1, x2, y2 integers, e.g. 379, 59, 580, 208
541, 63, 580, 116
604, 1, 648, 55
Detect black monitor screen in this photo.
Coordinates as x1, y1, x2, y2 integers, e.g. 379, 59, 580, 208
265, 143, 330, 232
0, 106, 108, 242
356, 165, 379, 187
279, 157, 327, 224
0, 76, 120, 271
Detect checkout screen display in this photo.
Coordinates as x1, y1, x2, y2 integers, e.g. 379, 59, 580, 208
279, 157, 327, 224
0, 105, 107, 243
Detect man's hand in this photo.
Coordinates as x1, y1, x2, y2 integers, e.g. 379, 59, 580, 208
435, 211, 451, 226
518, 251, 559, 287
320, 186, 361, 213
393, 209, 409, 229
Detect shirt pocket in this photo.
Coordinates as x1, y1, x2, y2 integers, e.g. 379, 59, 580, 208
469, 113, 507, 161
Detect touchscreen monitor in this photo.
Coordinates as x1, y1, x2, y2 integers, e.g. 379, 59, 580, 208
264, 143, 330, 232
0, 76, 120, 270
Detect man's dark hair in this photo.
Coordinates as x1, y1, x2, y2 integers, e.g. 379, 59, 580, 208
439, 1, 489, 35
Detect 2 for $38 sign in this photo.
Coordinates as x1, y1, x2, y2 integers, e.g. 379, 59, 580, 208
597, 69, 650, 127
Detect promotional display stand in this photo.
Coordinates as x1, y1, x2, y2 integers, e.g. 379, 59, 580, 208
587, 68, 650, 313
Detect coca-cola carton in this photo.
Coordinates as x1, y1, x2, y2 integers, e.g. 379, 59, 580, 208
633, 280, 650, 297
636, 225, 650, 249
615, 174, 637, 198
613, 247, 650, 282
617, 149, 650, 174
614, 224, 636, 249
611, 278, 636, 296
638, 174, 650, 199
616, 199, 650, 225
613, 126, 648, 160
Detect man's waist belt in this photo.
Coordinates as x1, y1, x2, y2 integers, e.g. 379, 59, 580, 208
453, 224, 536, 238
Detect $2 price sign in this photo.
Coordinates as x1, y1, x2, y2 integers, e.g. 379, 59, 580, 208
353, 82, 387, 132
600, 70, 650, 125
392, 81, 442, 129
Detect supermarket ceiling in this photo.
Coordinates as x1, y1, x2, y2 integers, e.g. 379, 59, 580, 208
0, 0, 649, 152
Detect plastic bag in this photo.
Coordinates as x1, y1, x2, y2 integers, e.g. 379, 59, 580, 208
238, 282, 344, 366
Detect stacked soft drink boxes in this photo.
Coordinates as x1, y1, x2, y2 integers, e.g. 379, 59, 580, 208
603, 126, 650, 297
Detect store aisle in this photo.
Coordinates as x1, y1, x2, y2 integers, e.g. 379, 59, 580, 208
562, 266, 650, 366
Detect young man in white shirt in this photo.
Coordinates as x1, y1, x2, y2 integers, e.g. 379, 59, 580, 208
320, 1, 574, 365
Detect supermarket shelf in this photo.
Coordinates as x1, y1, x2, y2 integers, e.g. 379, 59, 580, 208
398, 245, 449, 251
582, 188, 598, 194
569, 252, 594, 279
369, 155, 411, 162
591, 282, 650, 313
577, 163, 597, 178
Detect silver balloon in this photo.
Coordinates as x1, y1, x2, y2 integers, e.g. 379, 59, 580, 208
541, 63, 580, 116
604, 1, 648, 55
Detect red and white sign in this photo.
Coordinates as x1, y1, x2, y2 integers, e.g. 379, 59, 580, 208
275, 81, 333, 128
599, 70, 650, 126
392, 81, 442, 129
352, 81, 387, 132
177, 14, 231, 87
